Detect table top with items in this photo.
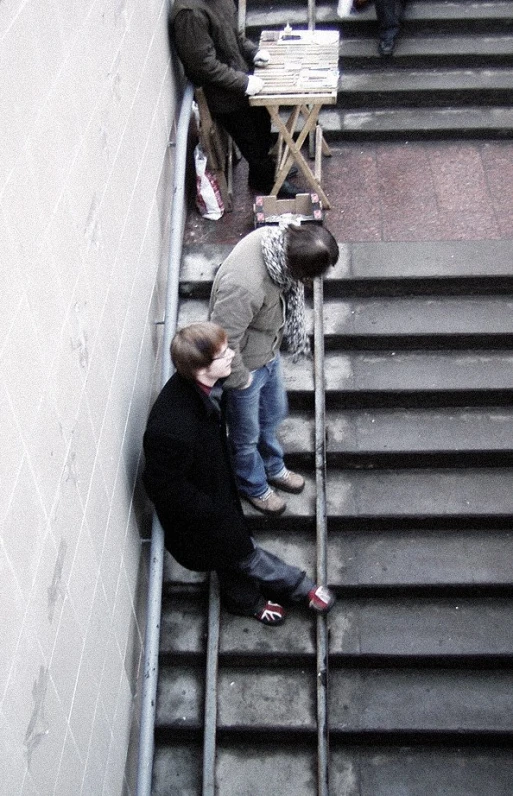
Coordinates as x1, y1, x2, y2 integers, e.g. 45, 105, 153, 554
249, 27, 339, 106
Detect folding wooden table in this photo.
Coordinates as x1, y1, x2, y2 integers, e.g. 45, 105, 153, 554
249, 28, 339, 208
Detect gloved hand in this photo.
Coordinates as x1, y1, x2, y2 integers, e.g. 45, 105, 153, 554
245, 75, 265, 96
253, 49, 271, 67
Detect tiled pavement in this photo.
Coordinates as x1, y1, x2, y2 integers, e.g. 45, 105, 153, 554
183, 140, 513, 246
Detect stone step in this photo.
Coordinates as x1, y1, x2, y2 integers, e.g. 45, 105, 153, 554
160, 594, 513, 660
338, 1, 513, 37
245, 0, 513, 36
179, 241, 513, 298
284, 350, 513, 409
321, 106, 513, 141
156, 663, 513, 734
243, 468, 513, 526
282, 407, 513, 467
338, 68, 513, 109
243, 1, 513, 137
152, 743, 513, 796
320, 296, 513, 348
178, 295, 513, 350
162, 527, 513, 589
340, 34, 513, 68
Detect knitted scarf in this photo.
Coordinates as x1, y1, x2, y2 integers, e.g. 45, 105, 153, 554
261, 226, 311, 360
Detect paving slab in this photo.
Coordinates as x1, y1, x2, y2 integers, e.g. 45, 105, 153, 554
183, 142, 513, 246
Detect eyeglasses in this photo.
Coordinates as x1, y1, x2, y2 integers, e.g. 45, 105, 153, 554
212, 346, 231, 360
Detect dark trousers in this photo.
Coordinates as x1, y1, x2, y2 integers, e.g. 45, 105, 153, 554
216, 539, 314, 615
213, 105, 276, 192
375, 0, 406, 40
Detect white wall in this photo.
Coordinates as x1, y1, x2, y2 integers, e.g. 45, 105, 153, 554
0, 0, 177, 793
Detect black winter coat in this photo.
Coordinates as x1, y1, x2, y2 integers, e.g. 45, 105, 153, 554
169, 0, 257, 114
142, 373, 253, 571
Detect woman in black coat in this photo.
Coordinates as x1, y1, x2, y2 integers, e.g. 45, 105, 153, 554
142, 322, 335, 625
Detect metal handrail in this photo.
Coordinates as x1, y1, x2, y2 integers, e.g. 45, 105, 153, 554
202, 573, 221, 796
313, 277, 331, 796
135, 79, 195, 796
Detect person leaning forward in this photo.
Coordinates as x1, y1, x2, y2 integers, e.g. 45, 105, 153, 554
209, 224, 339, 516
142, 322, 335, 625
169, 0, 299, 198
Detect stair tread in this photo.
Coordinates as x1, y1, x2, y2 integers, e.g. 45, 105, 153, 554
340, 67, 513, 92
284, 350, 513, 393
242, 468, 513, 519
162, 526, 513, 589
178, 296, 513, 341
160, 595, 513, 657
180, 240, 513, 287
282, 408, 513, 454
156, 665, 513, 731
341, 34, 513, 58
322, 102, 513, 140
153, 744, 513, 796
319, 296, 513, 336
246, 0, 513, 27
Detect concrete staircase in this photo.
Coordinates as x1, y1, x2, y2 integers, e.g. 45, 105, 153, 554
149, 2, 513, 792
244, 0, 513, 139
152, 240, 513, 794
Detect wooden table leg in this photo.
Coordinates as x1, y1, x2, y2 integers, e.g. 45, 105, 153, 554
276, 106, 301, 176
267, 104, 331, 208
300, 105, 332, 157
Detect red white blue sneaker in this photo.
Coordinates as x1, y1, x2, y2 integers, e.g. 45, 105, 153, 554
308, 585, 335, 613
254, 601, 286, 626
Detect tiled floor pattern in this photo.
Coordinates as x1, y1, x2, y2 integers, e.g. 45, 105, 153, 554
184, 140, 513, 246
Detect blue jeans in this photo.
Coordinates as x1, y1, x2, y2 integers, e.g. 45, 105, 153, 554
217, 539, 314, 614
226, 356, 288, 498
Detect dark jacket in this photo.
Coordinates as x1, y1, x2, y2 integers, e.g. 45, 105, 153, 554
169, 0, 258, 114
142, 372, 253, 571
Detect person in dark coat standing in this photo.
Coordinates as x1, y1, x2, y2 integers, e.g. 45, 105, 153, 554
169, 0, 299, 198
142, 322, 335, 625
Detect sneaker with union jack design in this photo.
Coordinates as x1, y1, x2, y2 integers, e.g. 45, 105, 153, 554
308, 585, 335, 613
253, 601, 286, 626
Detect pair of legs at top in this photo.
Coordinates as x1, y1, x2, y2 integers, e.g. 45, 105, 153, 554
226, 356, 304, 517
213, 104, 299, 198
375, 0, 407, 56
351, 0, 407, 57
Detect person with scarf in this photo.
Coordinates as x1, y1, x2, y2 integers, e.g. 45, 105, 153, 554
142, 322, 336, 624
209, 223, 339, 515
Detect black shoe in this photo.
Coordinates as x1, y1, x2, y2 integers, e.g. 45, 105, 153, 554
277, 180, 300, 199
378, 37, 396, 56
271, 160, 298, 179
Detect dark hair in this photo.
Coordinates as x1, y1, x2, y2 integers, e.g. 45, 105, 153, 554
171, 322, 227, 380
284, 224, 339, 280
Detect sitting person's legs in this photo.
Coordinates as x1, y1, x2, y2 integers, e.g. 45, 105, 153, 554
214, 105, 299, 197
